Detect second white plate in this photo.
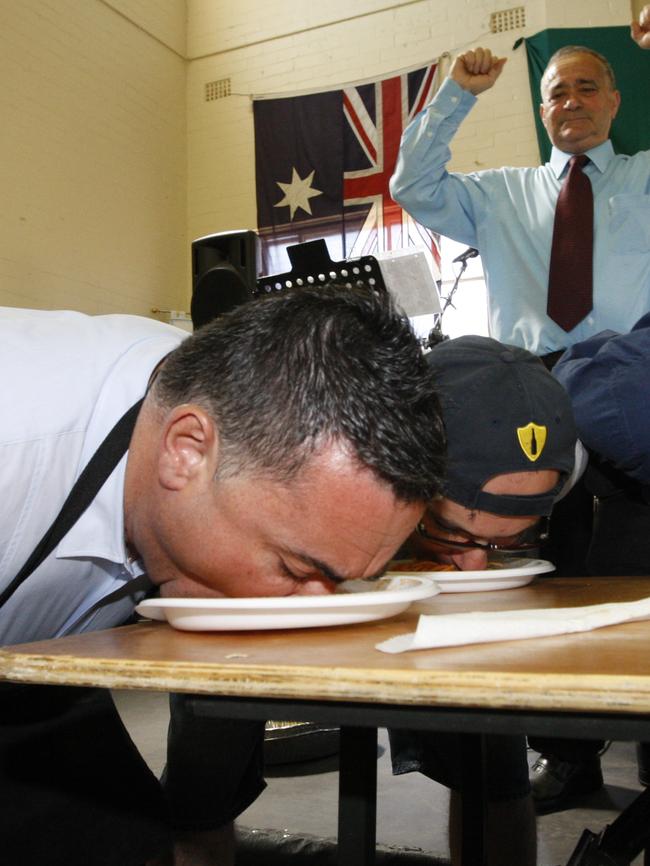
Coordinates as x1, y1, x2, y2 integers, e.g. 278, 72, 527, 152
387, 558, 555, 593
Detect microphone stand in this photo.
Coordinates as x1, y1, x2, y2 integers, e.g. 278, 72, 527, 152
425, 247, 479, 349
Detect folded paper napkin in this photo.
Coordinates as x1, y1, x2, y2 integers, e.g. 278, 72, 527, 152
375, 596, 650, 654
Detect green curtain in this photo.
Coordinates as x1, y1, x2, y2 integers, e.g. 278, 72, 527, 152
522, 26, 650, 163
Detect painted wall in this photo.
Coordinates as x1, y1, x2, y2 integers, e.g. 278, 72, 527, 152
0, 0, 187, 315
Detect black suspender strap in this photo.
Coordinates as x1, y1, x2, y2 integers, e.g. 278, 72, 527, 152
0, 398, 144, 609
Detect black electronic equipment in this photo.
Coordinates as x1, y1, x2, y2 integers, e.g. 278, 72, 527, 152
190, 233, 388, 330
190, 230, 260, 329
255, 238, 387, 296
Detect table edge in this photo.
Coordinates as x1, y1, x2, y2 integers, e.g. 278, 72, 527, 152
3, 650, 650, 715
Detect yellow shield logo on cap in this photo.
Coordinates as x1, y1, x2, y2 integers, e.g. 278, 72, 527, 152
516, 423, 547, 462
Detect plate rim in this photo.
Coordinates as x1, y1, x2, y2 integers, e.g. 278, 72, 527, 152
388, 558, 555, 582
136, 575, 438, 614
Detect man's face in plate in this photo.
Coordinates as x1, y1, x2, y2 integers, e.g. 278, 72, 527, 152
133, 436, 424, 599
413, 470, 559, 571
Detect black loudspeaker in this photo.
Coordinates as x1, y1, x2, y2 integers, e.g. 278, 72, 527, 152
190, 230, 260, 329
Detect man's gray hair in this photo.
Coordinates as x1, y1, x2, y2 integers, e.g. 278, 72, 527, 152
542, 45, 617, 93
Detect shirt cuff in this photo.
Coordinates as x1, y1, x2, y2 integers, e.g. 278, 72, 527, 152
428, 76, 477, 118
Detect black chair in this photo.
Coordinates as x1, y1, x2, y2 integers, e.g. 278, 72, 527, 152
565, 785, 650, 864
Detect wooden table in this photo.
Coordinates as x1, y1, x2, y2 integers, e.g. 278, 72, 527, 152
3, 576, 650, 865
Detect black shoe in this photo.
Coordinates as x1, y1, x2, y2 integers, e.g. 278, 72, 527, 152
263, 721, 340, 765
531, 754, 603, 814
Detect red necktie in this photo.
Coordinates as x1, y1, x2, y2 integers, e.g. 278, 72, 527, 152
547, 154, 593, 332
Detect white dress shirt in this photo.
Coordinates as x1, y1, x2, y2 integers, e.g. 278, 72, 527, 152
0, 307, 186, 645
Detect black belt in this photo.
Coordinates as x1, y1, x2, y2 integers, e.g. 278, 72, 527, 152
0, 399, 144, 609
539, 349, 566, 371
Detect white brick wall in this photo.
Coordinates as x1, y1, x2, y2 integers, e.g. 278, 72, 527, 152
0, 0, 187, 315
108, 0, 187, 56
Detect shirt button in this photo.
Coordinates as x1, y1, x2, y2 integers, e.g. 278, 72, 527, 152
450, 96, 458, 103
427, 131, 433, 138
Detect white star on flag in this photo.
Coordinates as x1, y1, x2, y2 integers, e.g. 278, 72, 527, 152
273, 168, 322, 220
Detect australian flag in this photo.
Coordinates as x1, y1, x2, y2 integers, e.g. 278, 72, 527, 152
253, 63, 441, 274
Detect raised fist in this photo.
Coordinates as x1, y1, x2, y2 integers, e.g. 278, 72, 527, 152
631, 5, 650, 49
449, 47, 507, 95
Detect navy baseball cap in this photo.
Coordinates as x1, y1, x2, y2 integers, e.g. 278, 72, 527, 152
427, 335, 577, 516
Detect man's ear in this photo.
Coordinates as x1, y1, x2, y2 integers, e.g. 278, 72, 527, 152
157, 405, 218, 491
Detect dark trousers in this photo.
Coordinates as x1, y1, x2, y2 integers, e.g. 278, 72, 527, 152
532, 479, 650, 765
0, 684, 268, 866
0, 684, 172, 866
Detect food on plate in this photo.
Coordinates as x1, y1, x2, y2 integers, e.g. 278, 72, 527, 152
389, 559, 458, 572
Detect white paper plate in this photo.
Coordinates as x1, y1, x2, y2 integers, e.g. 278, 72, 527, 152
135, 575, 440, 632
387, 558, 555, 593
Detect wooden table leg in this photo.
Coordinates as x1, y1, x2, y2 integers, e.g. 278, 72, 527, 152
337, 725, 377, 866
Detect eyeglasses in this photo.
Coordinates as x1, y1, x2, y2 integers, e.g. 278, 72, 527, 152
415, 514, 550, 554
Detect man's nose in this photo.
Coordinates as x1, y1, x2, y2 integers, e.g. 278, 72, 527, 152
563, 93, 582, 109
450, 549, 489, 571
294, 576, 338, 596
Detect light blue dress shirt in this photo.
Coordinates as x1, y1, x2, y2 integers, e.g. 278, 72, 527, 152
390, 77, 650, 354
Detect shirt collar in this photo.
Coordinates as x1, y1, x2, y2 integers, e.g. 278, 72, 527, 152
549, 139, 615, 179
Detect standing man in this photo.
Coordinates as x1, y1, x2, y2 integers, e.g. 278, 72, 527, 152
391, 7, 650, 809
0, 286, 445, 866
390, 7, 650, 359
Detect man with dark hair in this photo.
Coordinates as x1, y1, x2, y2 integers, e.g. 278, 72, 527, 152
0, 286, 445, 866
390, 6, 650, 360
389, 334, 579, 866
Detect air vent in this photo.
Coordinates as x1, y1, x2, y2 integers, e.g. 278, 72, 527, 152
205, 78, 231, 101
490, 6, 525, 33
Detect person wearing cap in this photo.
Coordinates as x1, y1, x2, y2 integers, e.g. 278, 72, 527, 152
389, 334, 580, 866
406, 334, 579, 571
390, 8, 650, 809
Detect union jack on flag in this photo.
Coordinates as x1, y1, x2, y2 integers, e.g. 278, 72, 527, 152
253, 62, 441, 274
342, 64, 440, 263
